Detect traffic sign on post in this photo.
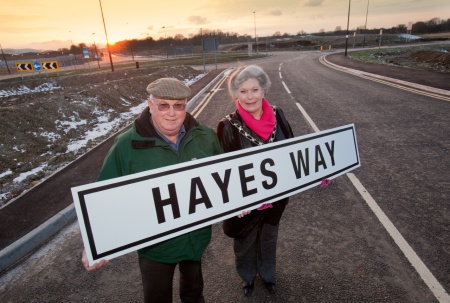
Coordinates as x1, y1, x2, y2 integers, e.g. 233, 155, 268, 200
41, 61, 59, 70
33, 61, 41, 71
16, 62, 33, 72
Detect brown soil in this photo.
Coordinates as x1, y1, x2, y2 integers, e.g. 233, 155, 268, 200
0, 66, 203, 205
388, 50, 450, 72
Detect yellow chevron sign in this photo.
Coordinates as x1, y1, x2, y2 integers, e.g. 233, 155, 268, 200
41, 61, 59, 70
16, 62, 33, 72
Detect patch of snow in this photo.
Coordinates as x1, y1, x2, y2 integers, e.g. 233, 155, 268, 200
40, 132, 61, 142
13, 163, 47, 183
55, 116, 88, 133
398, 34, 421, 40
0, 169, 12, 179
66, 102, 147, 152
0, 82, 61, 98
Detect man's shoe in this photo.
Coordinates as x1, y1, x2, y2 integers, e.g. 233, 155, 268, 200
243, 281, 254, 297
265, 282, 276, 294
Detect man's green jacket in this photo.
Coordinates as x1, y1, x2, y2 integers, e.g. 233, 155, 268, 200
97, 107, 222, 263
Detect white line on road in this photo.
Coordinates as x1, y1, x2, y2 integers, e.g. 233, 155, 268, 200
295, 103, 319, 132
347, 173, 450, 303
282, 81, 291, 94
288, 85, 450, 303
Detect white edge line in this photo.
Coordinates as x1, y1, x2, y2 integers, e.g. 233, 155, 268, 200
346, 173, 450, 303
295, 100, 449, 303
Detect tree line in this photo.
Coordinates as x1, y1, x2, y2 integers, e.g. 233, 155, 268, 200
66, 17, 448, 55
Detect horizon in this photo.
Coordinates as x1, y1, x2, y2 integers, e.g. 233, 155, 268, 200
1, 0, 449, 51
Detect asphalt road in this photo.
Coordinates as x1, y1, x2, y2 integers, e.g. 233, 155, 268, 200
1, 51, 449, 303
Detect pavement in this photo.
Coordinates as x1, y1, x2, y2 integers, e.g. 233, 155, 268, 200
0, 50, 448, 273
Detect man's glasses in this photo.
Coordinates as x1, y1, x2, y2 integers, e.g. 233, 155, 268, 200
155, 102, 186, 111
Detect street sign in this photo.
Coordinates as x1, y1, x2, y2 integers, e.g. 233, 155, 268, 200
83, 48, 89, 59
33, 61, 41, 71
41, 61, 59, 70
16, 62, 33, 72
73, 124, 360, 265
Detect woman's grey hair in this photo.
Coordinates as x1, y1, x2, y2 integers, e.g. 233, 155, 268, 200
228, 65, 271, 99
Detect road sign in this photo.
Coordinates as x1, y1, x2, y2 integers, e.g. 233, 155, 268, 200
83, 48, 89, 59
16, 62, 33, 72
41, 61, 59, 70
33, 61, 41, 71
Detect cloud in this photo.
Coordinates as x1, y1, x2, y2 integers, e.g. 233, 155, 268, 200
304, 0, 326, 7
188, 16, 208, 25
265, 8, 283, 16
147, 26, 154, 31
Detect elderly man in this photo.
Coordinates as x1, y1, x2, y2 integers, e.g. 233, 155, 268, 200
82, 78, 222, 303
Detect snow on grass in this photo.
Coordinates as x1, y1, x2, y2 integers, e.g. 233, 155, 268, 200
0, 82, 61, 98
1, 73, 206, 199
66, 102, 146, 152
13, 163, 47, 183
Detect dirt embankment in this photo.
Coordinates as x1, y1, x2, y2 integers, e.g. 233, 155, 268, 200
388, 50, 450, 72
0, 66, 203, 204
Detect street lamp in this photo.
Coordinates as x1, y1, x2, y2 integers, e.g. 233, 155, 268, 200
163, 26, 168, 59
253, 11, 258, 54
362, 0, 370, 47
69, 31, 74, 49
99, 0, 114, 72
0, 44, 11, 74
344, 0, 351, 56
126, 22, 135, 61
92, 32, 101, 69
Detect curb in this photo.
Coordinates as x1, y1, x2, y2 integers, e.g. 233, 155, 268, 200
0, 69, 230, 273
0, 204, 76, 272
322, 53, 450, 97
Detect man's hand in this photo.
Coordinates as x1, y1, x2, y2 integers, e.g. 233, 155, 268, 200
238, 210, 251, 218
81, 249, 109, 271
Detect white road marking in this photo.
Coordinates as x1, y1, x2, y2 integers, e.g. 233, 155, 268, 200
347, 173, 450, 303
284, 79, 450, 303
282, 81, 291, 94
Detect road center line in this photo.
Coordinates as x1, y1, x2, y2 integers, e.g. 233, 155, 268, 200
282, 81, 291, 94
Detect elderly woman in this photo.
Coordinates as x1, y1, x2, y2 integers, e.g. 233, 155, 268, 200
217, 65, 294, 297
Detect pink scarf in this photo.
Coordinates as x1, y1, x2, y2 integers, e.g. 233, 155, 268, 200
237, 99, 276, 141
237, 99, 276, 211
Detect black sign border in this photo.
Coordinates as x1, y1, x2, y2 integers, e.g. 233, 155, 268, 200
78, 125, 359, 260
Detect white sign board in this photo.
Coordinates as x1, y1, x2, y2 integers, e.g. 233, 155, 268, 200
72, 124, 360, 265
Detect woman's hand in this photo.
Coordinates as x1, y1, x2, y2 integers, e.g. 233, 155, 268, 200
81, 249, 109, 271
238, 210, 251, 218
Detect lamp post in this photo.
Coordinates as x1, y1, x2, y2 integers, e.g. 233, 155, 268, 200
99, 0, 114, 72
0, 44, 11, 74
253, 11, 258, 54
68, 30, 77, 70
362, 0, 369, 47
200, 28, 205, 72
344, 0, 351, 56
69, 31, 74, 49
126, 22, 135, 61
92, 32, 100, 69
163, 26, 168, 59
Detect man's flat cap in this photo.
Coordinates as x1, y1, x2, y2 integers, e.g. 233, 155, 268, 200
146, 78, 191, 100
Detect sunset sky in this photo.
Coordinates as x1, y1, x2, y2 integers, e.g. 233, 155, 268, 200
1, 0, 449, 51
